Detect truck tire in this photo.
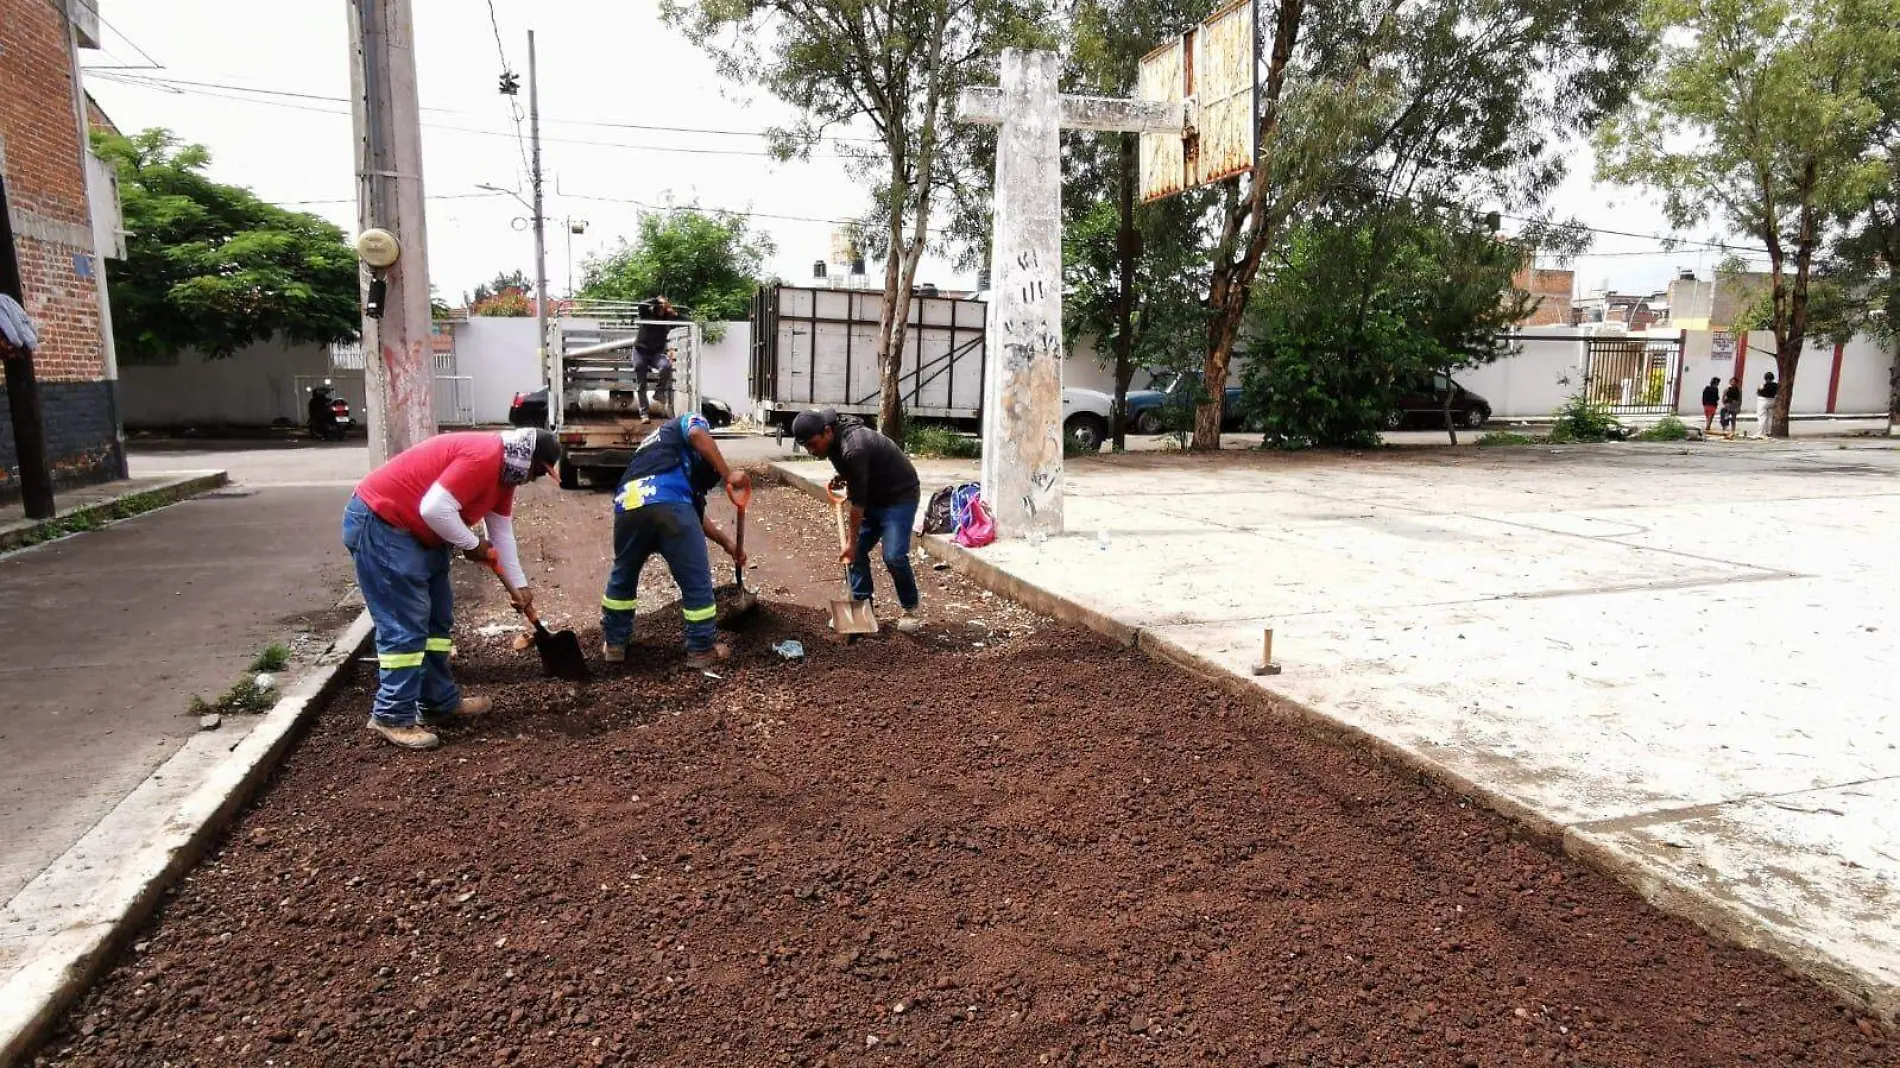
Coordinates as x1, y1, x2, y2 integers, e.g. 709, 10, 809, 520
558, 457, 579, 491
1134, 409, 1162, 436
1065, 414, 1107, 451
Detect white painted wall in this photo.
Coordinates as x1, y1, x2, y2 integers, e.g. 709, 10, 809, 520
700, 323, 752, 415
1460, 330, 1585, 419
117, 340, 332, 427
1718, 331, 1889, 416
451, 318, 539, 424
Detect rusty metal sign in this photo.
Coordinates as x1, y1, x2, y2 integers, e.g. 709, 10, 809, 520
1138, 0, 1256, 203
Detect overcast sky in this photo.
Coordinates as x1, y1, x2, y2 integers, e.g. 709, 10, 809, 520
80, 1, 1763, 308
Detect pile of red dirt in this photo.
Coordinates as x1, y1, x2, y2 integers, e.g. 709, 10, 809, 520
30, 483, 1891, 1067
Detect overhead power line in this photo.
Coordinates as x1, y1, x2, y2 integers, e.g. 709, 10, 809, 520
82, 70, 877, 146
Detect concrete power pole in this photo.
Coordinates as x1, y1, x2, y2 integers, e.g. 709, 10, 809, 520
347, 0, 435, 465
528, 30, 551, 387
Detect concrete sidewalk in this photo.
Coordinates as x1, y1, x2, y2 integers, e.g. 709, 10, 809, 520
0, 442, 365, 979
775, 438, 1900, 1017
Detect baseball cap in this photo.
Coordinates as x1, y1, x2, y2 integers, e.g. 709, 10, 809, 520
790, 409, 834, 446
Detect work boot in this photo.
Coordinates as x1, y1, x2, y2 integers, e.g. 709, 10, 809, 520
602, 642, 627, 663
685, 642, 731, 670
895, 609, 924, 634
420, 696, 493, 728
368, 718, 441, 750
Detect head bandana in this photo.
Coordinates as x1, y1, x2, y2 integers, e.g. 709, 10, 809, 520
499, 427, 541, 485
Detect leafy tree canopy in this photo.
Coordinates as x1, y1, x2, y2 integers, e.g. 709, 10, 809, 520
1240, 198, 1572, 448
94, 129, 359, 361
577, 206, 774, 335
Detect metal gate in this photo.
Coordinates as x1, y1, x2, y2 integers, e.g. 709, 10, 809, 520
1583, 335, 1683, 416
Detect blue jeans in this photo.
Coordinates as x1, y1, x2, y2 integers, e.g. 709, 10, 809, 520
849, 498, 920, 611
342, 496, 459, 726
602, 500, 717, 653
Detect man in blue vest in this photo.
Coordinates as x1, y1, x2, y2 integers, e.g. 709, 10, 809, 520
601, 411, 748, 667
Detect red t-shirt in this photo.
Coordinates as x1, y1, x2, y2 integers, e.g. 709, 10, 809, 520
355, 432, 515, 545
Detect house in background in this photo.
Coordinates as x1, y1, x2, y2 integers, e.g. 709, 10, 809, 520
1664, 268, 1773, 332
0, 0, 127, 499
1509, 264, 1576, 327
1571, 287, 1669, 330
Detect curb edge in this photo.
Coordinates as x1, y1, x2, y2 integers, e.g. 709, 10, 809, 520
0, 610, 374, 1067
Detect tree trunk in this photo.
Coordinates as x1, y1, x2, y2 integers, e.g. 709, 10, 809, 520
1192, 0, 1306, 450
1442, 374, 1458, 446
1773, 342, 1800, 438
1889, 332, 1900, 431
1113, 132, 1138, 452
875, 204, 908, 442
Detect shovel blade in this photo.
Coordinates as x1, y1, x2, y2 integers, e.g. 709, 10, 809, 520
830, 598, 880, 635
534, 626, 591, 681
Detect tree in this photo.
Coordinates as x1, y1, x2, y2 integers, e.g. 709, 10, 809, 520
577, 206, 773, 337
470, 288, 532, 318
1239, 200, 1565, 448
92, 129, 358, 362
1597, 0, 1900, 436
1063, 0, 1216, 449
663, 0, 1047, 439
1189, 0, 1645, 448
466, 270, 531, 309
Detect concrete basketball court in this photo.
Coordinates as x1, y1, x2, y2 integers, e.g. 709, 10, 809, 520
779, 436, 1900, 1014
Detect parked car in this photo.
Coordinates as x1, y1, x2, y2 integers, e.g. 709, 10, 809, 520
1387, 375, 1492, 430
508, 387, 735, 431
1061, 388, 1114, 450
1123, 372, 1246, 435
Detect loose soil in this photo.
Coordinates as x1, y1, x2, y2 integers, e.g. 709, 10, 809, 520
31, 480, 1892, 1067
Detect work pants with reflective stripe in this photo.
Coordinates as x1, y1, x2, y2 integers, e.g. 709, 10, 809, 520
601, 499, 717, 653
343, 496, 461, 726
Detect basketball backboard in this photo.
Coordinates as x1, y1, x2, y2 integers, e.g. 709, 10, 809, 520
1138, 0, 1257, 203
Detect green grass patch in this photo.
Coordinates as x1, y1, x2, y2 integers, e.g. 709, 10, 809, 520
249, 643, 292, 673
1475, 430, 1541, 447
12, 489, 180, 549
1633, 415, 1691, 442
904, 424, 981, 460
1547, 394, 1624, 444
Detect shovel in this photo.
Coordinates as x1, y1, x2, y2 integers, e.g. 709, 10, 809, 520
827, 485, 879, 636
715, 480, 761, 628
488, 556, 590, 681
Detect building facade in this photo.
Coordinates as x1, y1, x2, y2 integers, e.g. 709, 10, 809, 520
0, 0, 126, 500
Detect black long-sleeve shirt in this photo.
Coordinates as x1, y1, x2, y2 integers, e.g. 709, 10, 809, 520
826, 417, 920, 508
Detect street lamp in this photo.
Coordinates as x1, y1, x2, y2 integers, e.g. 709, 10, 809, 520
565, 217, 588, 298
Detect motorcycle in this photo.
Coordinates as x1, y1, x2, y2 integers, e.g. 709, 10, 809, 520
307, 380, 354, 441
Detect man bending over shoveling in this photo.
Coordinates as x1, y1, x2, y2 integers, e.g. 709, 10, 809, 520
791, 408, 924, 633
601, 411, 750, 668
345, 428, 560, 750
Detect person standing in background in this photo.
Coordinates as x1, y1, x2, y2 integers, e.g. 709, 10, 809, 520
1720, 377, 1743, 438
1701, 377, 1721, 434
1755, 371, 1780, 438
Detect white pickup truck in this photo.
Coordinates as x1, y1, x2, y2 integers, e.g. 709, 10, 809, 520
1060, 387, 1115, 450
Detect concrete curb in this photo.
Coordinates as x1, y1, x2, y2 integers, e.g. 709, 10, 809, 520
764, 461, 1896, 1021
0, 471, 230, 555
0, 610, 374, 1067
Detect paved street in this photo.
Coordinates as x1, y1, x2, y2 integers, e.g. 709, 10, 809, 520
0, 443, 366, 938
778, 436, 1900, 1014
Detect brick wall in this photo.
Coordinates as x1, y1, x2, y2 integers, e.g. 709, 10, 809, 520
1, 0, 125, 495
0, 380, 124, 493
1510, 266, 1576, 327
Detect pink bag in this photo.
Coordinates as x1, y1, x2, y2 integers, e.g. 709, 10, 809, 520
954, 494, 996, 548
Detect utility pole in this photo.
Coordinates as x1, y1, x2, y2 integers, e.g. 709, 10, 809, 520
347, 0, 435, 465
528, 30, 551, 387
0, 177, 55, 519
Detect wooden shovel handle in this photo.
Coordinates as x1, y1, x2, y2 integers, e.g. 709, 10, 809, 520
485, 551, 541, 627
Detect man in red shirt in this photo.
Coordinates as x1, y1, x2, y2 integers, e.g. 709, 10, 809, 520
344, 427, 561, 749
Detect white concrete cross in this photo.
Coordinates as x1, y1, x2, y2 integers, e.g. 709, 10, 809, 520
958, 49, 1179, 539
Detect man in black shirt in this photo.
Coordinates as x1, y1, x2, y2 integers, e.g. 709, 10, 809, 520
1755, 371, 1780, 438
633, 297, 683, 421
791, 408, 924, 632
1701, 377, 1721, 433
